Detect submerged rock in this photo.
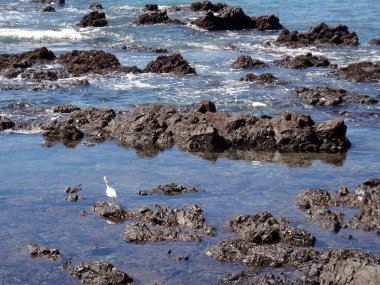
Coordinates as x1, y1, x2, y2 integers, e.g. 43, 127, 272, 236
27, 244, 61, 260
42, 6, 56, 12
0, 116, 15, 131
138, 183, 199, 195
333, 61, 380, 82
294, 87, 378, 106
65, 184, 82, 194
369, 38, 380, 46
65, 261, 134, 285
19, 69, 59, 81
77, 11, 108, 27
274, 52, 330, 69
305, 207, 344, 232
275, 23, 358, 48
51, 104, 81, 114
239, 73, 277, 84
232, 56, 267, 69
143, 54, 196, 74
134, 10, 184, 25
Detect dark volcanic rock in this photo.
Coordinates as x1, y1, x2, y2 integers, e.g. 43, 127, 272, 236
89, 2, 103, 10
275, 23, 359, 48
0, 116, 15, 131
52, 104, 81, 113
369, 38, 380, 45
239, 73, 277, 84
77, 11, 108, 27
232, 56, 267, 69
124, 223, 203, 243
65, 184, 82, 194
33, 0, 65, 3
296, 189, 333, 209
274, 52, 330, 69
121, 45, 168, 53
334, 61, 380, 82
19, 69, 58, 81
143, 54, 196, 74
67, 107, 116, 131
110, 102, 350, 153
57, 50, 120, 76
27, 244, 61, 260
138, 183, 198, 196
92, 201, 127, 223
205, 238, 317, 268
190, 1, 228, 12
42, 6, 56, 12
42, 120, 84, 144
251, 14, 283, 31
305, 207, 343, 232
294, 87, 378, 106
226, 212, 315, 247
346, 207, 380, 233
134, 10, 184, 25
0, 47, 55, 73
192, 7, 254, 31
65, 261, 134, 285
143, 4, 158, 11
66, 193, 79, 202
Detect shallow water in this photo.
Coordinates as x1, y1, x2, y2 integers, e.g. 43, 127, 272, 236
0, 0, 379, 284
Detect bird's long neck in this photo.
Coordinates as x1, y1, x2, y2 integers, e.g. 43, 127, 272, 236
104, 177, 109, 187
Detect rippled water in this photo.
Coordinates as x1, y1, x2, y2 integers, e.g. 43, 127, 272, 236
0, 0, 379, 284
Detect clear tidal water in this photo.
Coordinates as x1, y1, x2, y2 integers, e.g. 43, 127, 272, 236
0, 0, 379, 284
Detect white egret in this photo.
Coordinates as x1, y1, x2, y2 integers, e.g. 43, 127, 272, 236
251, 101, 267, 114
103, 176, 117, 201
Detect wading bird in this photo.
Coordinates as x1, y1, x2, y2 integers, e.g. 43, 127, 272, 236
103, 176, 117, 201
251, 101, 267, 114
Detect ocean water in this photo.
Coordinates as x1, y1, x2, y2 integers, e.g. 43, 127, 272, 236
0, 0, 379, 284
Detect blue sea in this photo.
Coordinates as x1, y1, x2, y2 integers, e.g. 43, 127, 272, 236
0, 0, 379, 284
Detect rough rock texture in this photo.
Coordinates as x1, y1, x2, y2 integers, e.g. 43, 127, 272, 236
250, 14, 283, 31
192, 8, 254, 31
305, 207, 343, 232
369, 38, 380, 45
296, 178, 380, 234
42, 6, 56, 12
33, 0, 64, 3
65, 261, 134, 285
138, 183, 198, 195
217, 249, 380, 285
42, 121, 84, 144
333, 61, 380, 82
121, 45, 168, 53
274, 53, 330, 69
294, 87, 378, 106
77, 11, 108, 27
0, 47, 56, 75
0, 116, 15, 131
124, 223, 203, 243
51, 104, 81, 113
134, 10, 184, 25
57, 50, 120, 76
190, 1, 228, 12
65, 184, 82, 194
239, 73, 277, 84
227, 212, 315, 246
92, 201, 127, 223
20, 69, 59, 81
205, 238, 317, 268
89, 2, 103, 10
143, 4, 158, 12
232, 56, 267, 69
275, 23, 359, 48
143, 54, 196, 74
27, 244, 61, 260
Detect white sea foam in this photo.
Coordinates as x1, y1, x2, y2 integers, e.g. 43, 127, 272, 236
0, 28, 86, 42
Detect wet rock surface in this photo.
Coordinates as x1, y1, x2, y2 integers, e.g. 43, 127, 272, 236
369, 38, 380, 45
134, 10, 184, 25
92, 201, 127, 223
333, 61, 380, 82
137, 183, 199, 195
0, 116, 15, 131
27, 244, 61, 260
89, 2, 103, 10
143, 4, 158, 12
42, 120, 84, 144
294, 87, 378, 106
250, 14, 283, 31
121, 45, 168, 53
51, 104, 81, 113
232, 56, 267, 69
296, 178, 380, 234
77, 11, 108, 27
42, 6, 56, 12
239, 73, 277, 84
64, 261, 134, 285
275, 23, 358, 48
190, 1, 228, 12
143, 54, 196, 74
274, 52, 330, 69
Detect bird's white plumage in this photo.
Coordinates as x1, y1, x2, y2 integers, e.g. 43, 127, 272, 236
103, 176, 117, 200
251, 102, 267, 108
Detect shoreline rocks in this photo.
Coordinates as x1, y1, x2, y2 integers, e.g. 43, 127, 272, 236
134, 10, 184, 25
274, 52, 330, 69
77, 11, 108, 27
275, 23, 358, 48
232, 55, 267, 69
333, 61, 380, 82
27, 244, 61, 260
239, 73, 277, 84
137, 183, 199, 195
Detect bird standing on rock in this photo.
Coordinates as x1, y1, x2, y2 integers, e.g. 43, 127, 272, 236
103, 176, 117, 201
